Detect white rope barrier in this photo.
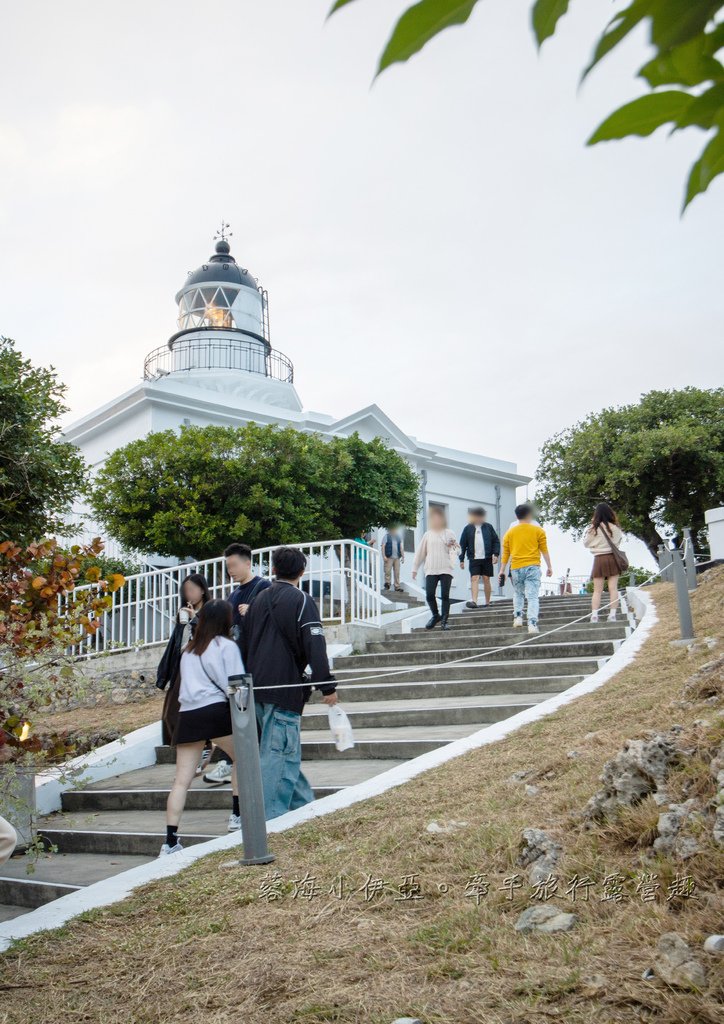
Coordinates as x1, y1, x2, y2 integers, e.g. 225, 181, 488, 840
252, 565, 668, 694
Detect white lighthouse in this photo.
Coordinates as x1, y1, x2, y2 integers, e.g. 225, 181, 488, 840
142, 226, 299, 411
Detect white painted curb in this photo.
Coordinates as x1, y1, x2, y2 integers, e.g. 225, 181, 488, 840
35, 722, 162, 815
0, 593, 657, 951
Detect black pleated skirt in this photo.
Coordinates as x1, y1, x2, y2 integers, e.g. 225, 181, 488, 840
175, 701, 232, 745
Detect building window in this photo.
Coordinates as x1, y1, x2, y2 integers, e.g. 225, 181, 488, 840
403, 528, 415, 553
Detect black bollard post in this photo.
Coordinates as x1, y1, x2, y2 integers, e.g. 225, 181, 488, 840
228, 675, 275, 866
671, 550, 695, 642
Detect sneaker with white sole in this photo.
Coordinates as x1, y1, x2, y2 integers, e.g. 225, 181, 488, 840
528, 624, 540, 635
590, 611, 599, 623
513, 617, 523, 628
159, 841, 183, 857
228, 813, 241, 832
203, 760, 233, 785
608, 609, 617, 621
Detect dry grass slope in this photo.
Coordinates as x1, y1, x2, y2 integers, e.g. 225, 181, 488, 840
2, 573, 724, 1024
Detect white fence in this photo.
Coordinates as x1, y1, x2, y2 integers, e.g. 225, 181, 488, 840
67, 539, 381, 657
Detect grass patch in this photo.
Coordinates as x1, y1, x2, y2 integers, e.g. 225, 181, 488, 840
32, 692, 162, 739
2, 572, 724, 1023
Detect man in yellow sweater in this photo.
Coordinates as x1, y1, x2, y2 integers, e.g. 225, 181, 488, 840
498, 504, 553, 634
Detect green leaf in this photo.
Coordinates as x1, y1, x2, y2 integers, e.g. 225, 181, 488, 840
650, 0, 721, 52
327, 0, 358, 14
588, 90, 694, 143
683, 120, 724, 209
674, 82, 724, 129
377, 0, 480, 76
583, 0, 652, 80
639, 36, 724, 86
532, 0, 570, 47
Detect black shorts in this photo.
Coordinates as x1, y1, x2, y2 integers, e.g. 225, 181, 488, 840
175, 701, 232, 745
469, 558, 494, 578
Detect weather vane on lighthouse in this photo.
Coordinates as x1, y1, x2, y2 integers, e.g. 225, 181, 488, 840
214, 220, 232, 244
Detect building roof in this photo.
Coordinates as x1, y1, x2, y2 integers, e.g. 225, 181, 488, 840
176, 239, 259, 300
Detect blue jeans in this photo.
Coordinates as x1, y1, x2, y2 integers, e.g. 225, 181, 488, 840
511, 565, 541, 625
255, 702, 314, 820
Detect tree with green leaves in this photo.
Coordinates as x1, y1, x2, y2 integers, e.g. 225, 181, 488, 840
90, 423, 420, 560
330, 0, 724, 210
535, 387, 724, 557
0, 337, 87, 544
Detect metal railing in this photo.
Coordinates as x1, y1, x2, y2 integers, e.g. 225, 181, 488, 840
65, 539, 381, 657
143, 335, 294, 383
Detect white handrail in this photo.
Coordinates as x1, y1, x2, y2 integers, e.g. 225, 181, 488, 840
65, 539, 381, 657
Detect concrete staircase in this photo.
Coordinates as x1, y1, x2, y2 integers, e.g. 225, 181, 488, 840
0, 595, 627, 921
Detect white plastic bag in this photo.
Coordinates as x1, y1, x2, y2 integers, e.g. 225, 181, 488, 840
327, 704, 355, 751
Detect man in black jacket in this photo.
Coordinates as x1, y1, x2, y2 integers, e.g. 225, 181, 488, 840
458, 507, 501, 609
241, 546, 337, 819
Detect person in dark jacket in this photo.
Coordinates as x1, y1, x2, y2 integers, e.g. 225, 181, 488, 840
241, 546, 337, 819
458, 508, 501, 609
156, 573, 210, 745
224, 542, 271, 641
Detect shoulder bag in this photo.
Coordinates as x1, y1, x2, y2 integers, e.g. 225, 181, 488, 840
600, 524, 629, 573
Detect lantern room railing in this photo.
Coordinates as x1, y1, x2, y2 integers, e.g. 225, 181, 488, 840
143, 335, 294, 383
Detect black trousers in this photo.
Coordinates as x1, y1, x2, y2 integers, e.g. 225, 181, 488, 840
425, 573, 452, 620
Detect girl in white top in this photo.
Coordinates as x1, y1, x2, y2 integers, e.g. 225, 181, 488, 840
583, 502, 625, 622
412, 507, 461, 630
161, 599, 244, 856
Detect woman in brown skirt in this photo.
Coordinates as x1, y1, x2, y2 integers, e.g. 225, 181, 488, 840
583, 502, 624, 623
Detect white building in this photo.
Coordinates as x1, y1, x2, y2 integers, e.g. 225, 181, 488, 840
64, 232, 530, 598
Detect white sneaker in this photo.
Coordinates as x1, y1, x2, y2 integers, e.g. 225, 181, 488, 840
513, 617, 523, 628
528, 624, 540, 635
608, 609, 617, 621
203, 760, 233, 785
228, 813, 241, 832
590, 611, 599, 623
159, 841, 183, 857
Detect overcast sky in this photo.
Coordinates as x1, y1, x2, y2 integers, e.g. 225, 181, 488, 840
1, 0, 722, 575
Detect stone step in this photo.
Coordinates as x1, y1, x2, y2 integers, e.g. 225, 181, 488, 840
39, 808, 243, 855
301, 693, 548, 730
409, 618, 598, 636
462, 598, 593, 611
60, 759, 394, 813
0, 903, 29, 922
40, 828, 217, 856
376, 622, 627, 652
0, 875, 81, 910
341, 639, 617, 669
336, 672, 585, 702
334, 656, 601, 686
381, 590, 424, 606
299, 723, 497, 760
412, 611, 599, 631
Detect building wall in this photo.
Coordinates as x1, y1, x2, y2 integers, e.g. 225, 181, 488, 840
64, 373, 528, 584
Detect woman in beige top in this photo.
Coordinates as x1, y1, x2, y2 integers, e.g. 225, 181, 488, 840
412, 507, 460, 630
583, 502, 624, 622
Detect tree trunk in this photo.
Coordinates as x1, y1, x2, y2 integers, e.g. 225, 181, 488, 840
641, 522, 665, 562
